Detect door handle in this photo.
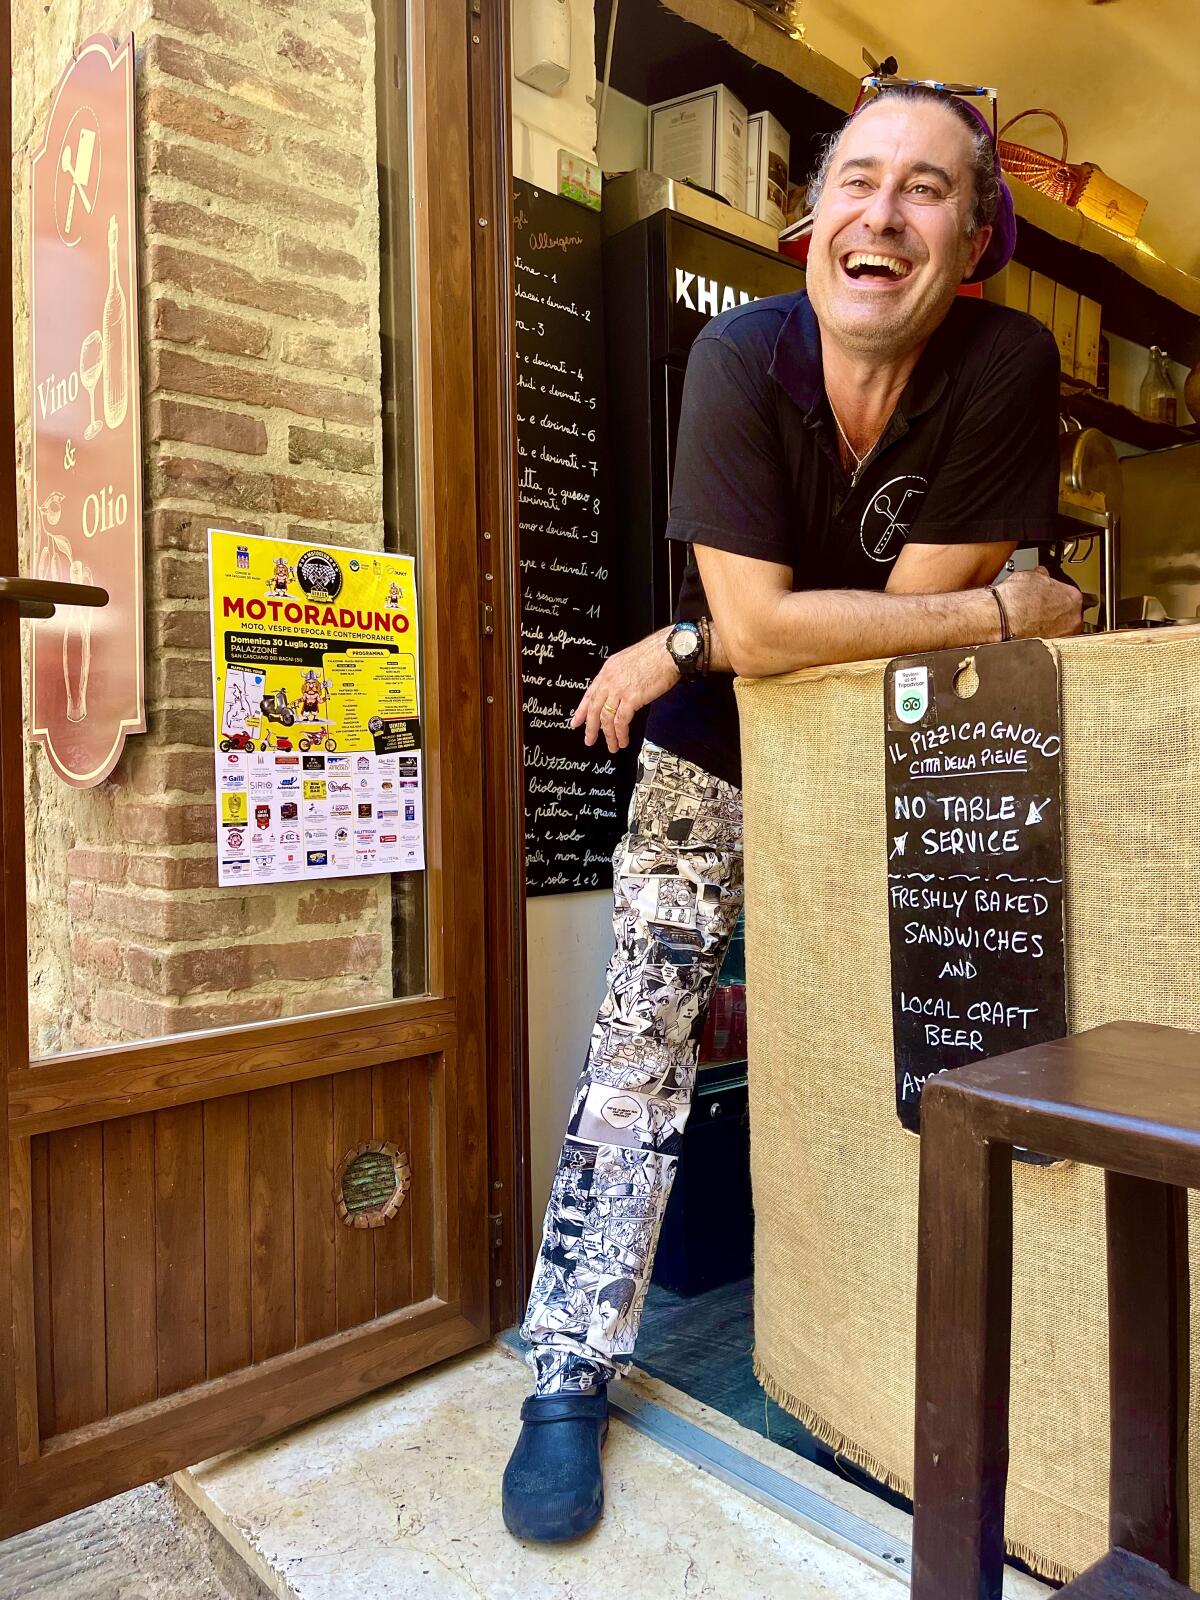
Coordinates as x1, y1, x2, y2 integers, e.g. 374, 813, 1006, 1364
0, 576, 109, 619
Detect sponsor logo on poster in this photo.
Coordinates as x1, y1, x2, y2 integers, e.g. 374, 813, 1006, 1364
295, 548, 343, 601
306, 849, 329, 867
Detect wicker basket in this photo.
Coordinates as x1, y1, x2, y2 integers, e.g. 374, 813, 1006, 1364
998, 109, 1090, 206
998, 108, 1148, 238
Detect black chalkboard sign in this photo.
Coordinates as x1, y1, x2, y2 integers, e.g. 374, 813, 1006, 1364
514, 179, 624, 895
884, 640, 1067, 1134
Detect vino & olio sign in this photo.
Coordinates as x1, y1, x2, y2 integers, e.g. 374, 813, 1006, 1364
29, 34, 144, 786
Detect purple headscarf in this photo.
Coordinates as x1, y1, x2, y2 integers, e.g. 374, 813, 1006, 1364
952, 97, 1016, 282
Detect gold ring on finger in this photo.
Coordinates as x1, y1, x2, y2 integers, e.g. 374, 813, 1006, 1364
602, 701, 617, 715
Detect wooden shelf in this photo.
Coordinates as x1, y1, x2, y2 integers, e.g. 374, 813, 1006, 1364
1060, 384, 1200, 451
651, 0, 1200, 334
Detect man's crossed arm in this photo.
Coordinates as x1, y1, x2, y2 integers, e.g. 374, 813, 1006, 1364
574, 542, 1082, 751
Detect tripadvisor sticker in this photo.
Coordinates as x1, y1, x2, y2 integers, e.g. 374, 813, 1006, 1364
895, 664, 929, 725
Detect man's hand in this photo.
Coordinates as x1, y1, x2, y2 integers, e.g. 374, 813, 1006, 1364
572, 627, 678, 752
997, 566, 1084, 639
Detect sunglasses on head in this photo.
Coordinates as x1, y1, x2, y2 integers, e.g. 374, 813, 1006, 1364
853, 53, 999, 144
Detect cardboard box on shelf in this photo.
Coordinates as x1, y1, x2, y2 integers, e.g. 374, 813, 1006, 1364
648, 83, 748, 209
982, 260, 1030, 312
1028, 270, 1056, 330
1052, 283, 1079, 374
745, 111, 790, 232
1075, 295, 1102, 386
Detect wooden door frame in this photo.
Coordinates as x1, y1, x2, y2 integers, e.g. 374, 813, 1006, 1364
467, 0, 532, 1336
0, 0, 526, 1534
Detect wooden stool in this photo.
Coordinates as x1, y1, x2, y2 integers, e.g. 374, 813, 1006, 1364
911, 1021, 1200, 1600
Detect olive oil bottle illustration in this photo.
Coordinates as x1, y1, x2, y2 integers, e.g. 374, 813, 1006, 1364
101, 214, 128, 429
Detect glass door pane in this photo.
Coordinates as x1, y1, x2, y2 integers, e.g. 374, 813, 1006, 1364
15, 0, 429, 1057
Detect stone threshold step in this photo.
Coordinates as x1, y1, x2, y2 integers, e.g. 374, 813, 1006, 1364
174, 1337, 1050, 1600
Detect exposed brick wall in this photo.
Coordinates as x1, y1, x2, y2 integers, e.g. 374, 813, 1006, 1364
16, 0, 398, 1054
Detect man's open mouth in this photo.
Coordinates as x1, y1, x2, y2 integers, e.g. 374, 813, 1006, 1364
840, 252, 913, 283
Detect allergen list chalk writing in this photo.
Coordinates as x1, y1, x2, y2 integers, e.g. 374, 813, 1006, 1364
514, 179, 622, 896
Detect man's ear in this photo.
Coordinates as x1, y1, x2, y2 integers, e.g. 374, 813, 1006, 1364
962, 222, 994, 281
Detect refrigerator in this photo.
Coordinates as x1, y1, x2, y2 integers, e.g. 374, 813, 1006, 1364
602, 198, 804, 1296
603, 201, 807, 642
1117, 439, 1200, 622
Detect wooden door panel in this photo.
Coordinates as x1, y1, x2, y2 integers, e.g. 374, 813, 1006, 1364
8, 997, 458, 1139
409, 1053, 437, 1305
24, 1052, 450, 1449
332, 1069, 375, 1332
372, 1059, 414, 1313
46, 1127, 106, 1433
102, 1115, 158, 1414
250, 1084, 296, 1362
293, 1077, 338, 1347
204, 1094, 252, 1380
153, 1105, 207, 1399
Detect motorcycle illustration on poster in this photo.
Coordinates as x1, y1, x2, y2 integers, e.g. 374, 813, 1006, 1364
207, 529, 424, 887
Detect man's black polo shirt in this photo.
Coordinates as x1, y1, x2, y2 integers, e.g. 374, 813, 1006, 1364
644, 290, 1060, 788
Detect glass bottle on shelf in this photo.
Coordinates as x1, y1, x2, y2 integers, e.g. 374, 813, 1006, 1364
1138, 345, 1177, 426
1096, 334, 1110, 399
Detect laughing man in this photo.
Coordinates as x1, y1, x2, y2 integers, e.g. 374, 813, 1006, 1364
503, 80, 1082, 1543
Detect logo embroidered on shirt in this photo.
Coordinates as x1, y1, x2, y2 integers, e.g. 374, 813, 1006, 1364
860, 474, 928, 562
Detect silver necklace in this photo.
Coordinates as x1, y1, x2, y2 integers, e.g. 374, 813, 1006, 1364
828, 397, 886, 488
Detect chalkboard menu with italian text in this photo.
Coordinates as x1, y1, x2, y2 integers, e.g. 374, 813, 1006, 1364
884, 640, 1067, 1135
514, 179, 624, 895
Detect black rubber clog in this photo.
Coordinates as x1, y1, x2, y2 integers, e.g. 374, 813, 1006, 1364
501, 1385, 610, 1542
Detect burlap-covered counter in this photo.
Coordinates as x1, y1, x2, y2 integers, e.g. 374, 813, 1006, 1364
735, 627, 1200, 1585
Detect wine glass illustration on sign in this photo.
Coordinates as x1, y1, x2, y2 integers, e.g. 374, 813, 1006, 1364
102, 216, 128, 429
34, 491, 94, 724
79, 330, 103, 439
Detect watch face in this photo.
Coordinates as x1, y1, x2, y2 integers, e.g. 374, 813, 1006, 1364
672, 628, 700, 660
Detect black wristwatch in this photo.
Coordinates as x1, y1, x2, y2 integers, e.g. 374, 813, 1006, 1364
666, 620, 708, 679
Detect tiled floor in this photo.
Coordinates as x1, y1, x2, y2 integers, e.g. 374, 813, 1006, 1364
176, 1339, 1049, 1600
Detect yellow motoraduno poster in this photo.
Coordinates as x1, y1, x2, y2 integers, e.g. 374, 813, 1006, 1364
208, 529, 424, 887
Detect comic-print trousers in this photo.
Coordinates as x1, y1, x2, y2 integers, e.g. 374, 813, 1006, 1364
520, 741, 745, 1395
